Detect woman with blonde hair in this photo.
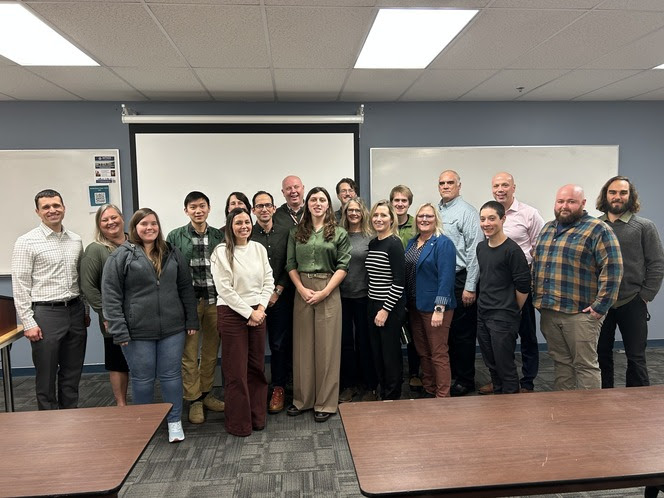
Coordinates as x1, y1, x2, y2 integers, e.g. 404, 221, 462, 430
102, 208, 198, 443
80, 204, 129, 406
366, 200, 406, 400
338, 198, 378, 402
405, 203, 456, 397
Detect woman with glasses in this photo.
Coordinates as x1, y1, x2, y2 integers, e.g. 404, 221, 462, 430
405, 204, 457, 397
338, 198, 378, 402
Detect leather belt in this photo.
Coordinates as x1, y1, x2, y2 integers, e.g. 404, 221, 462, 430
32, 296, 81, 308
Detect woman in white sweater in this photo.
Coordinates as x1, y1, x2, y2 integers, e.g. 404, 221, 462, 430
211, 207, 274, 436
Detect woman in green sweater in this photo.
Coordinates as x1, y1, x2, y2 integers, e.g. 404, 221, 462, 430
80, 204, 129, 406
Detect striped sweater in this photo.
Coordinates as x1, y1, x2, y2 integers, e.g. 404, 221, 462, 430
366, 235, 405, 311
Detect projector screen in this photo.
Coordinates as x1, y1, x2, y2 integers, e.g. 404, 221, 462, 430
130, 123, 359, 234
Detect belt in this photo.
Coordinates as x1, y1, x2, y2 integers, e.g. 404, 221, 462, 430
33, 297, 81, 308
300, 272, 332, 279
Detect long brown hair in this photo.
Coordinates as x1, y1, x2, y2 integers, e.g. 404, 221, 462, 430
94, 204, 124, 250
223, 208, 252, 271
295, 187, 337, 243
128, 208, 168, 276
596, 175, 641, 214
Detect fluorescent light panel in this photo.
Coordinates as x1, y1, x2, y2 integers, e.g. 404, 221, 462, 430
355, 9, 477, 69
0, 3, 98, 66
653, 63, 664, 69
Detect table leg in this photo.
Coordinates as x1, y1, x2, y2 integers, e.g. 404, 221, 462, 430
1, 346, 14, 412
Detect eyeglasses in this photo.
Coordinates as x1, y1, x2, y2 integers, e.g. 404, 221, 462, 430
339, 189, 355, 194
346, 208, 362, 214
416, 214, 435, 220
254, 203, 274, 210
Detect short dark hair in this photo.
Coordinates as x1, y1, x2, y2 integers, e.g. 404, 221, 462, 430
336, 178, 357, 195
184, 191, 210, 208
480, 200, 506, 218
35, 189, 63, 208
224, 192, 250, 217
252, 190, 274, 207
596, 175, 641, 214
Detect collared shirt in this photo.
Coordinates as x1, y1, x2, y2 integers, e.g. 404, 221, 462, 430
11, 223, 84, 330
188, 223, 216, 304
600, 211, 664, 306
503, 198, 545, 265
532, 212, 623, 315
398, 214, 415, 249
251, 221, 291, 289
437, 196, 483, 292
285, 226, 351, 274
273, 203, 304, 231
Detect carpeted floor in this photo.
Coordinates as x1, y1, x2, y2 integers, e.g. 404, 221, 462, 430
4, 347, 663, 497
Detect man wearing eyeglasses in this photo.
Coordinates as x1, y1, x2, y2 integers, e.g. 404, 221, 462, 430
437, 170, 483, 396
334, 178, 358, 222
251, 190, 293, 414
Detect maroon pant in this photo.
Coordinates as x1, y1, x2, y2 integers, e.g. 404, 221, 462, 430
218, 306, 268, 436
409, 304, 454, 397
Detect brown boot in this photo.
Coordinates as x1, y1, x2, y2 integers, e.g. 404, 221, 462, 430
269, 386, 285, 414
478, 382, 494, 395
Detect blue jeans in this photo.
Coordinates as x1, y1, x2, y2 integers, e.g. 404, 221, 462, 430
122, 332, 186, 423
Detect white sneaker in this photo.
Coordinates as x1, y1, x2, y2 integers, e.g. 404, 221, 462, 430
168, 421, 185, 443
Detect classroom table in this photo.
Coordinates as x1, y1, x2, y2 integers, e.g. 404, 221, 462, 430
0, 403, 171, 497
340, 387, 664, 497
0, 325, 23, 412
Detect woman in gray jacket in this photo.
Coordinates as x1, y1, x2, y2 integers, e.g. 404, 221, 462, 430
102, 208, 199, 443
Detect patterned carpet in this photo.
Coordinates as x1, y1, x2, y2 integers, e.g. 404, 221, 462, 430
4, 348, 663, 498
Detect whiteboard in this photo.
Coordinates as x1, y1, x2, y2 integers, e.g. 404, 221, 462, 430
370, 146, 619, 219
1, 149, 122, 275
133, 131, 356, 234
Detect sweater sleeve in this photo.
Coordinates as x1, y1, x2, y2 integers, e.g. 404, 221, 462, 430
173, 246, 199, 331
641, 219, 664, 301
80, 243, 105, 318
509, 242, 532, 294
211, 245, 253, 319
101, 250, 131, 345
258, 244, 275, 308
383, 237, 405, 312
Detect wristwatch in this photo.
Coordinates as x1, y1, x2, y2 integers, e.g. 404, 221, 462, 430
434, 305, 444, 313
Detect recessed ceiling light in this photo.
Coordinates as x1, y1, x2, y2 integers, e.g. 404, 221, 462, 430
355, 9, 477, 69
0, 3, 98, 66
653, 63, 664, 69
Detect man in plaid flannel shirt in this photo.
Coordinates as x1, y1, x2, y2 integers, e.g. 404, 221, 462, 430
532, 184, 623, 390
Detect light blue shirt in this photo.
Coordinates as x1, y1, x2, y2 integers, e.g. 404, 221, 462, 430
437, 196, 483, 292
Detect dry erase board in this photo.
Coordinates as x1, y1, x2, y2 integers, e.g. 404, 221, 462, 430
1, 149, 122, 275
370, 145, 619, 219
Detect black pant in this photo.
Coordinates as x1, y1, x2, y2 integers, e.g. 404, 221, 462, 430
368, 299, 405, 400
341, 297, 377, 390
598, 294, 650, 388
477, 315, 520, 394
31, 301, 87, 410
266, 287, 294, 388
517, 293, 539, 390
449, 270, 477, 389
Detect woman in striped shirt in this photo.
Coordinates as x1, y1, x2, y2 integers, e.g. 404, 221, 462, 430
366, 200, 406, 400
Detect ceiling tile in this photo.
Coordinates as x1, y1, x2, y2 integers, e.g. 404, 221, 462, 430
274, 69, 347, 101
0, 55, 17, 66
112, 67, 210, 100
400, 69, 497, 100
150, 5, 269, 68
520, 69, 640, 100
376, 0, 490, 6
489, 0, 602, 7
584, 27, 664, 70
340, 69, 422, 101
431, 9, 583, 70
598, 0, 664, 10
28, 67, 146, 101
578, 70, 664, 99
26, 2, 186, 67
267, 0, 375, 5
508, 10, 664, 69
149, 0, 260, 4
195, 68, 274, 100
266, 6, 375, 68
459, 69, 567, 100
631, 86, 664, 99
0, 67, 81, 100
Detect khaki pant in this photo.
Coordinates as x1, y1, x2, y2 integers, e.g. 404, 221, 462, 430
182, 300, 220, 401
292, 274, 342, 414
540, 309, 604, 391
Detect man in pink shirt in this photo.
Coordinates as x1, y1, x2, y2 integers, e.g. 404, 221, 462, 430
479, 172, 544, 394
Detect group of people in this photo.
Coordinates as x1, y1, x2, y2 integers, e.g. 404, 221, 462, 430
10, 170, 664, 447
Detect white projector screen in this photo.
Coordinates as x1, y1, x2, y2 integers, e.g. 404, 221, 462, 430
130, 124, 358, 234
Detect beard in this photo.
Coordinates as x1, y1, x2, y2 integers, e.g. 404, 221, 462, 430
555, 207, 584, 224
607, 199, 632, 215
